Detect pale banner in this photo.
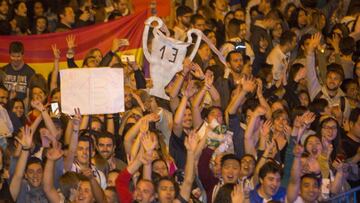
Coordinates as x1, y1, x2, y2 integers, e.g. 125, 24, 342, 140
60, 68, 124, 115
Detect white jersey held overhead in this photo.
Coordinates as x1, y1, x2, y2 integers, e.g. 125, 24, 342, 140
142, 16, 202, 100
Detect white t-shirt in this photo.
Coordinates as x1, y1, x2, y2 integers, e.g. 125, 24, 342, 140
70, 162, 107, 189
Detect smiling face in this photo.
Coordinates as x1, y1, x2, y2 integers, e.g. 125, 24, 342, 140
221, 159, 241, 183
12, 100, 24, 118
300, 177, 320, 202
32, 87, 46, 103
97, 137, 115, 160
0, 0, 9, 15
76, 181, 94, 203
240, 156, 255, 177
260, 172, 281, 198
25, 163, 43, 187
76, 141, 90, 166
321, 119, 338, 142
15, 2, 27, 17
182, 108, 193, 129
133, 180, 155, 203
36, 17, 47, 33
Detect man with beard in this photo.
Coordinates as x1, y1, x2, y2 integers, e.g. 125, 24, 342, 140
95, 132, 126, 175
215, 50, 246, 110
173, 5, 192, 41
0, 85, 18, 140
306, 33, 351, 119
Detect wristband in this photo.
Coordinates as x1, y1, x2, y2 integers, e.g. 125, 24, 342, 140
22, 147, 31, 151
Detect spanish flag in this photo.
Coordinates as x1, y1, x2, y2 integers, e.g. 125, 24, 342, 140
0, 10, 148, 77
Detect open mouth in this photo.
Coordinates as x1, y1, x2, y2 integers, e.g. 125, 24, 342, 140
311, 148, 318, 155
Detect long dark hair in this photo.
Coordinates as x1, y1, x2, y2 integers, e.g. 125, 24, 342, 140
317, 117, 342, 161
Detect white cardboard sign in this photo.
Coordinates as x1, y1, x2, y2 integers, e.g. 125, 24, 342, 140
60, 68, 124, 115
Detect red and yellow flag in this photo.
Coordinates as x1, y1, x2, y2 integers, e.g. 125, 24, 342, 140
0, 10, 148, 77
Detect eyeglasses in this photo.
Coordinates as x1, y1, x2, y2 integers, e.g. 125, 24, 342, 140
322, 125, 337, 130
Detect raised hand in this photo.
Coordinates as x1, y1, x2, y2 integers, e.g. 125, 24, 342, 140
79, 10, 91, 21
72, 108, 81, 130
231, 183, 245, 203
191, 63, 205, 80
254, 105, 267, 117
66, 35, 76, 50
322, 138, 333, 158
182, 58, 192, 75
328, 34, 340, 53
182, 80, 196, 98
283, 124, 292, 137
139, 118, 149, 135
307, 33, 321, 53
260, 120, 272, 137
303, 111, 316, 125
264, 139, 276, 158
81, 168, 94, 179
141, 132, 157, 153
51, 44, 61, 60
184, 131, 198, 153
256, 78, 263, 97
46, 142, 64, 161
31, 99, 45, 111
112, 38, 129, 53
293, 144, 304, 158
16, 125, 34, 150
241, 75, 256, 93
144, 112, 160, 123
127, 59, 140, 71
204, 71, 214, 89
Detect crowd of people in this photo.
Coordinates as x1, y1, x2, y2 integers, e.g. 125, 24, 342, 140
0, 0, 360, 202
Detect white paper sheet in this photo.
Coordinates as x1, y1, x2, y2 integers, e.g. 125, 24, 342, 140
60, 68, 124, 115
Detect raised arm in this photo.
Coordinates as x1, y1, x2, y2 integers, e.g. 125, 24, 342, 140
50, 44, 60, 92
173, 82, 194, 136
141, 132, 157, 180
191, 85, 207, 130
124, 113, 159, 155
64, 108, 81, 171
256, 79, 271, 120
305, 33, 322, 101
10, 126, 33, 201
65, 35, 78, 68
43, 142, 64, 203
330, 160, 346, 195
31, 100, 58, 140
286, 144, 304, 203
179, 131, 198, 201
244, 106, 266, 157
81, 168, 107, 203
252, 138, 276, 186
106, 114, 115, 134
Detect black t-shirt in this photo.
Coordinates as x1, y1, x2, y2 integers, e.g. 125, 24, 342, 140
2, 63, 35, 100
169, 131, 186, 169
341, 134, 360, 161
